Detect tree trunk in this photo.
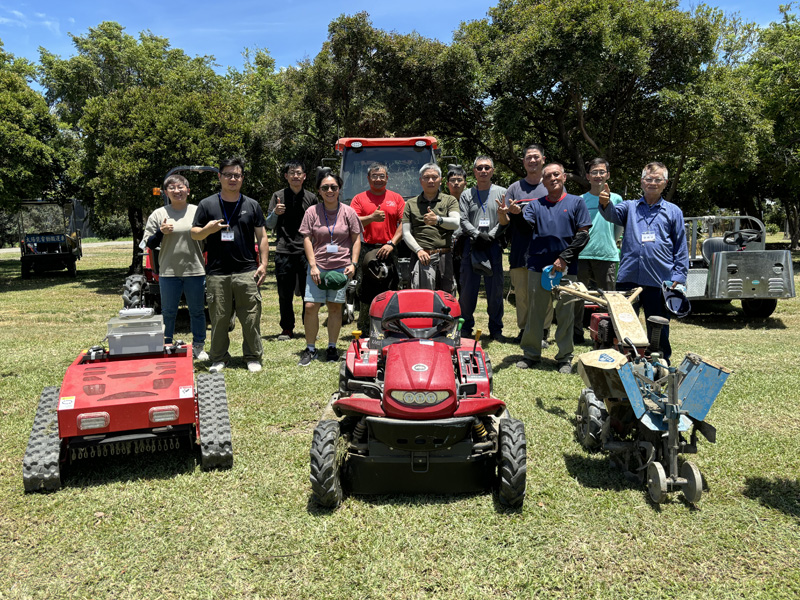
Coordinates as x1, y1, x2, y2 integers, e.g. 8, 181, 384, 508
128, 205, 145, 275
788, 200, 800, 251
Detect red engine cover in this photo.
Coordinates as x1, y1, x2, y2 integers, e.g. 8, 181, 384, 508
57, 348, 196, 438
382, 340, 457, 419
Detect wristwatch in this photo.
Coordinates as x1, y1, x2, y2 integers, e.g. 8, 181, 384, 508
437, 216, 443, 225
386, 241, 395, 247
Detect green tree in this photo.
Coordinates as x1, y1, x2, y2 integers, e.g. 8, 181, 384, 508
39, 22, 248, 272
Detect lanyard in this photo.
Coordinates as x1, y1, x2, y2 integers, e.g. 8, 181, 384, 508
218, 193, 242, 226
323, 203, 340, 242
638, 197, 661, 230
475, 188, 488, 214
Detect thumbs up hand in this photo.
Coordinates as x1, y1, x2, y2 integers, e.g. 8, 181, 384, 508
423, 206, 439, 226
275, 197, 286, 215
160, 217, 174, 234
598, 183, 611, 207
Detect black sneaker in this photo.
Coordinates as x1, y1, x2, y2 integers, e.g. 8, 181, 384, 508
277, 329, 293, 341
515, 357, 540, 369
298, 347, 318, 366
326, 346, 339, 362
557, 360, 573, 374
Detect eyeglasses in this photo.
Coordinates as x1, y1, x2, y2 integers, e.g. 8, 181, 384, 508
220, 172, 243, 180
642, 177, 665, 184
474, 165, 493, 171
286, 170, 304, 176
320, 184, 339, 192
369, 174, 387, 180
421, 175, 440, 182
166, 185, 187, 192
589, 170, 607, 176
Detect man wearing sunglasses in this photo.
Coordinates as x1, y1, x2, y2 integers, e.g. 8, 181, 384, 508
458, 156, 507, 341
192, 156, 269, 374
598, 161, 688, 362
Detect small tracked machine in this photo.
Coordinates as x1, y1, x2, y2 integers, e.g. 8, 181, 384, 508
559, 284, 730, 504
22, 308, 233, 492
310, 289, 527, 509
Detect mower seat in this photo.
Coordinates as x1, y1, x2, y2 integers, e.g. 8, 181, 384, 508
700, 237, 738, 264
368, 289, 460, 340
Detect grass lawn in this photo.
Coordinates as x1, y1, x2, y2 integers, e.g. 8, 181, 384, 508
1, 243, 799, 600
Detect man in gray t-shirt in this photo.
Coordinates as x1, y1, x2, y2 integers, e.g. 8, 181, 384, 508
458, 156, 507, 340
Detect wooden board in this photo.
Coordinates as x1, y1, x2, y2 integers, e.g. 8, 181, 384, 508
602, 291, 649, 347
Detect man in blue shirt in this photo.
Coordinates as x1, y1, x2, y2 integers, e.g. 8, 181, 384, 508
598, 161, 688, 362
501, 163, 591, 373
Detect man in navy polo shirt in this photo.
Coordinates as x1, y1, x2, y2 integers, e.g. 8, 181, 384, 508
598, 161, 688, 362
501, 163, 591, 373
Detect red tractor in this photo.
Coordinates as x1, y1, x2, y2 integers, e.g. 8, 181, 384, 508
310, 289, 527, 508
22, 308, 233, 492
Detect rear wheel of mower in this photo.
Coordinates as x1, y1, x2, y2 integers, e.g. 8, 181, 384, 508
497, 418, 527, 508
647, 462, 667, 504
310, 420, 343, 508
575, 389, 606, 451
21, 262, 32, 279
741, 298, 777, 319
681, 460, 703, 504
196, 373, 233, 470
66, 258, 77, 277
22, 387, 62, 492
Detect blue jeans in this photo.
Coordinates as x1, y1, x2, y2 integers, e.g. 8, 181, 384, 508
159, 275, 206, 345
459, 240, 504, 336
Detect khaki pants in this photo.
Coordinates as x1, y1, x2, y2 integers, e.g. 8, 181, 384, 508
511, 266, 553, 332
206, 272, 262, 363
520, 271, 574, 362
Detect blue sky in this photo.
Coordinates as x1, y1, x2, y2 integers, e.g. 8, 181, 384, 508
0, 1, 787, 74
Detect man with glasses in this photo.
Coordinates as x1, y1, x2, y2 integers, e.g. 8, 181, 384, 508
458, 156, 507, 340
500, 163, 591, 373
351, 163, 405, 330
266, 160, 318, 341
504, 144, 552, 345
402, 163, 460, 293
598, 161, 688, 362
192, 157, 269, 374
573, 158, 623, 343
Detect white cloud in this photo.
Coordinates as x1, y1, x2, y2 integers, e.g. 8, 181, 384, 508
41, 20, 59, 34
10, 9, 24, 18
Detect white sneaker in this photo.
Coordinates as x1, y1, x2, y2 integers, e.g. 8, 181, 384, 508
193, 346, 209, 361
209, 361, 227, 374
247, 361, 262, 373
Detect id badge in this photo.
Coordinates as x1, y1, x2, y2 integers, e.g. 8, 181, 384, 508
641, 231, 656, 243
326, 244, 339, 253
479, 218, 490, 228
221, 229, 234, 242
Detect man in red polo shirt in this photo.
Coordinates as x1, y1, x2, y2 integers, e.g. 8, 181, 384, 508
351, 162, 406, 330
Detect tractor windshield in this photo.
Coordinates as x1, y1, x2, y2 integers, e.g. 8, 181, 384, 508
339, 145, 435, 204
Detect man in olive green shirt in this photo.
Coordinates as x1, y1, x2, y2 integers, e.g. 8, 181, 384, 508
402, 163, 460, 293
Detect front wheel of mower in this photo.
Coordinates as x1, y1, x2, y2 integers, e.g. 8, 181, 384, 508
576, 388, 606, 451
310, 420, 343, 508
497, 418, 527, 508
647, 462, 667, 504
681, 460, 703, 504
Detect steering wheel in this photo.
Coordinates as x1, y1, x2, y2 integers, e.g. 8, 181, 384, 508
723, 229, 761, 247
381, 311, 455, 340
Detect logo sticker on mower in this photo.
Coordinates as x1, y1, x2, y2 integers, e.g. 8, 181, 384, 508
598, 353, 616, 363
59, 396, 75, 409
412, 364, 429, 372
179, 386, 194, 398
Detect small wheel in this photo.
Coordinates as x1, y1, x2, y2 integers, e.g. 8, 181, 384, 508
741, 298, 777, 319
21, 262, 32, 279
342, 302, 355, 325
497, 418, 527, 508
575, 388, 606, 451
310, 420, 343, 508
66, 259, 77, 277
647, 462, 667, 503
681, 461, 703, 504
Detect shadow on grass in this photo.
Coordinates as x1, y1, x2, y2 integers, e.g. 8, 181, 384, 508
306, 489, 498, 515
743, 476, 800, 519
0, 261, 128, 297
682, 310, 788, 331
535, 397, 572, 423
58, 444, 198, 490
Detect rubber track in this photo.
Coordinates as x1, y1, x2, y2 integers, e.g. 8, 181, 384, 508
122, 274, 146, 308
197, 373, 233, 470
22, 387, 62, 492
498, 418, 527, 507
576, 388, 606, 451
310, 420, 343, 508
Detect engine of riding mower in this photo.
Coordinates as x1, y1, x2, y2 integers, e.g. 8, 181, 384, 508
310, 289, 527, 509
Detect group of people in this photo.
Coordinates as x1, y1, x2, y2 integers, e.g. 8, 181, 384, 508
143, 148, 688, 374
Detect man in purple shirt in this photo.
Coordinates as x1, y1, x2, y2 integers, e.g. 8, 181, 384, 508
598, 161, 688, 362
500, 163, 591, 373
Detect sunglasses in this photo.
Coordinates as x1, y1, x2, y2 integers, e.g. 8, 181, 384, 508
320, 184, 339, 192
475, 165, 493, 171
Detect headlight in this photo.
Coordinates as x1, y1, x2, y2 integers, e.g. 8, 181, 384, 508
390, 390, 450, 406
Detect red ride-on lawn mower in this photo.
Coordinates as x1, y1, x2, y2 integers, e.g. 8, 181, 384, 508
22, 308, 233, 492
310, 289, 527, 509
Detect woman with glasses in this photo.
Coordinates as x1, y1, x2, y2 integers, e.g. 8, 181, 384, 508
143, 174, 208, 360
297, 171, 362, 366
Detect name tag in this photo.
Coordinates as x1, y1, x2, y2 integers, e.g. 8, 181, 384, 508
326, 244, 339, 253
479, 218, 490, 228
221, 230, 234, 242
641, 231, 656, 243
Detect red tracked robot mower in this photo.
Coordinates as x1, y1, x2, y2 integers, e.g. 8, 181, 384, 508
310, 289, 527, 508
